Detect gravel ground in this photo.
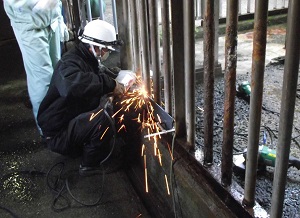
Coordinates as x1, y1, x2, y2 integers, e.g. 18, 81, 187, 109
195, 63, 300, 217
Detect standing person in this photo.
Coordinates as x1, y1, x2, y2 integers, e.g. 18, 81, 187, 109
37, 20, 130, 176
3, 0, 69, 135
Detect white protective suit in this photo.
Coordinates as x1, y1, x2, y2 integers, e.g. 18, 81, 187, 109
3, 0, 69, 134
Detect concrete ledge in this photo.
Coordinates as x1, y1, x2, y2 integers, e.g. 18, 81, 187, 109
126, 130, 269, 217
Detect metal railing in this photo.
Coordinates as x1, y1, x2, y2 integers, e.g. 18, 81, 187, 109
64, 0, 298, 217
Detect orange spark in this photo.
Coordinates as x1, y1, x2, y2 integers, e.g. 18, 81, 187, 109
141, 144, 145, 156
165, 175, 170, 195
117, 124, 126, 133
112, 107, 123, 118
89, 109, 103, 121
100, 127, 109, 140
166, 143, 174, 160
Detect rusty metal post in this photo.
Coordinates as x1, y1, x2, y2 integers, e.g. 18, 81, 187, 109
183, 0, 195, 147
221, 0, 238, 187
171, 0, 186, 137
161, 0, 172, 114
129, 1, 142, 77
117, 0, 132, 70
243, 0, 269, 207
270, 1, 300, 217
148, 0, 161, 104
203, 0, 215, 165
139, 0, 151, 92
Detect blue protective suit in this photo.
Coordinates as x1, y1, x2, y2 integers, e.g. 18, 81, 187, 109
3, 0, 67, 134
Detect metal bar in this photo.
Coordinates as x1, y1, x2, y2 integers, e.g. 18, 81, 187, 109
117, 0, 132, 70
139, 0, 151, 93
129, 1, 142, 77
171, 0, 186, 137
183, 0, 195, 147
161, 0, 172, 114
247, 0, 251, 13
98, 0, 104, 20
221, 0, 238, 187
238, 0, 242, 15
112, 0, 119, 35
195, 0, 201, 19
203, 0, 215, 165
86, 0, 92, 21
219, 0, 222, 18
148, 0, 161, 104
243, 0, 269, 207
214, 0, 219, 66
270, 1, 300, 217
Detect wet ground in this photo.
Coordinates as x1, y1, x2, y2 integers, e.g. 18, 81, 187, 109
194, 29, 300, 216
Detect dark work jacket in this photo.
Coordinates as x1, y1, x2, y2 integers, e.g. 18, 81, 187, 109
37, 42, 116, 137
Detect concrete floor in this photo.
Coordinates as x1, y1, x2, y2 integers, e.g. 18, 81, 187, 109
0, 40, 151, 218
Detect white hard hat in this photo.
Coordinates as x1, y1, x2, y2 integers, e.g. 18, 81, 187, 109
79, 20, 121, 51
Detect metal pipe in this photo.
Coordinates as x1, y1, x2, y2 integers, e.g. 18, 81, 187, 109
161, 0, 172, 114
221, 0, 238, 187
247, 0, 251, 13
129, 1, 142, 77
86, 0, 92, 22
270, 1, 300, 217
171, 0, 186, 137
183, 0, 195, 147
139, 0, 151, 93
243, 0, 269, 207
214, 0, 219, 66
98, 0, 104, 20
112, 0, 118, 35
203, 0, 215, 165
148, 0, 161, 104
116, 0, 132, 70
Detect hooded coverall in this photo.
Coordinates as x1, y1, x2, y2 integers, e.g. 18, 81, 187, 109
3, 0, 67, 134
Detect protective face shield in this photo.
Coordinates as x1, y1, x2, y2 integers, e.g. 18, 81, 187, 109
100, 49, 110, 62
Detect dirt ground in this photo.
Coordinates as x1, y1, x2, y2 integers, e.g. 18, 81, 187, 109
195, 62, 300, 217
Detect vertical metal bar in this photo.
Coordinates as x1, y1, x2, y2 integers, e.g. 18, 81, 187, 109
203, 0, 215, 165
247, 0, 251, 13
129, 1, 142, 77
139, 0, 151, 93
171, 0, 186, 137
201, 0, 205, 20
270, 1, 300, 217
148, 0, 161, 104
112, 0, 119, 35
238, 0, 242, 15
86, 0, 92, 21
243, 0, 269, 207
98, 0, 104, 20
214, 0, 219, 66
161, 0, 172, 114
117, 0, 132, 70
183, 0, 195, 147
195, 0, 201, 19
219, 0, 222, 18
221, 0, 238, 187
72, 0, 82, 35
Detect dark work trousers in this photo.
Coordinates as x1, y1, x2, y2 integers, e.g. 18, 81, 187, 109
46, 98, 115, 167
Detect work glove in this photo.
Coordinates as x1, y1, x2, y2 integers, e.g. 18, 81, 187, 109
113, 80, 125, 97
115, 70, 136, 92
59, 18, 69, 42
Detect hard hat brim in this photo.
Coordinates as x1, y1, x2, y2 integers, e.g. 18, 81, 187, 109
79, 37, 116, 51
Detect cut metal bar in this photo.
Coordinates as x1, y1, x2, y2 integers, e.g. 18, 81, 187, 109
221, 0, 238, 187
243, 0, 269, 207
171, 0, 186, 137
161, 0, 172, 114
112, 0, 118, 35
139, 0, 151, 93
183, 0, 195, 147
86, 0, 92, 21
247, 0, 251, 13
203, 0, 215, 165
148, 0, 161, 104
117, 0, 132, 70
98, 0, 104, 20
270, 0, 300, 217
129, 1, 142, 77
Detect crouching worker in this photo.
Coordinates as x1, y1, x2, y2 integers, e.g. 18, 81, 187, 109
37, 20, 126, 176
